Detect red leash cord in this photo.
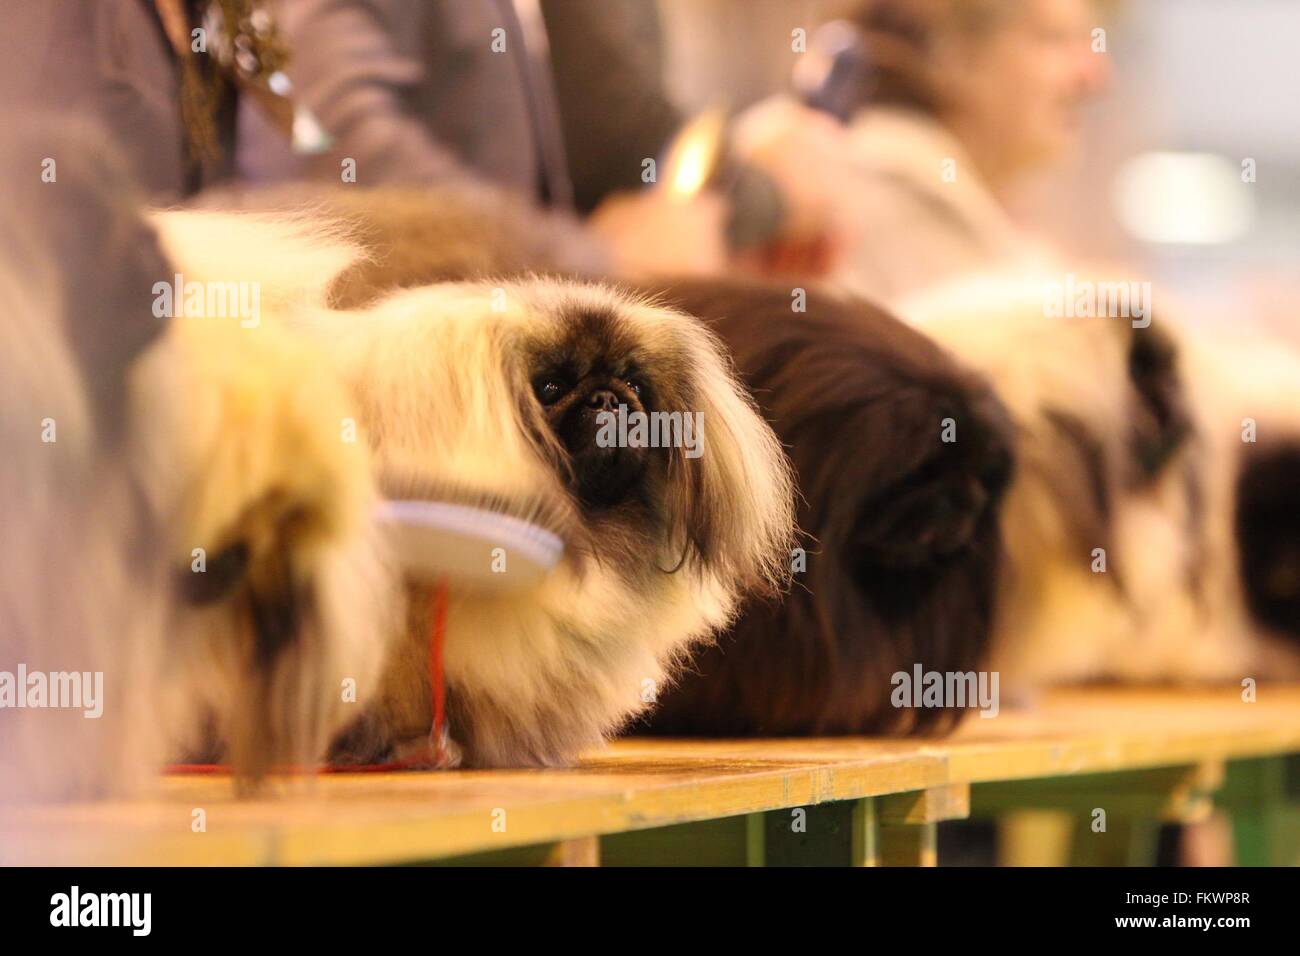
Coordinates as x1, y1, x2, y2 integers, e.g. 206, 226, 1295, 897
168, 577, 451, 775
428, 576, 450, 764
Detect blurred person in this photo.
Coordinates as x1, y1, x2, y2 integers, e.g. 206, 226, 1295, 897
809, 0, 1111, 299
242, 0, 849, 278
0, 1, 314, 201
238, 0, 699, 273
1, 0, 840, 279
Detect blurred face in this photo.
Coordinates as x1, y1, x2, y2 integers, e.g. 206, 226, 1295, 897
941, 0, 1109, 177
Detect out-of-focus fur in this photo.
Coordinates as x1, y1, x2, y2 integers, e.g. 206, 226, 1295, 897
192, 183, 608, 308
0, 120, 390, 804
264, 265, 796, 767
145, 212, 395, 779
635, 281, 1014, 735
897, 273, 1288, 688
1181, 336, 1300, 676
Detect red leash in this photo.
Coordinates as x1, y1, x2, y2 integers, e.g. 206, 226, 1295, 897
428, 577, 450, 764
167, 577, 451, 776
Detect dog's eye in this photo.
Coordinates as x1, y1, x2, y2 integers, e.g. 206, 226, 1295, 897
535, 380, 566, 405
626, 379, 643, 397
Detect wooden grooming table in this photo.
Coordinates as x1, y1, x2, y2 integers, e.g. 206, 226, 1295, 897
5, 686, 1300, 866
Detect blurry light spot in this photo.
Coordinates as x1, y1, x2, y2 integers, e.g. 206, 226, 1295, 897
1112, 152, 1255, 246
663, 110, 726, 197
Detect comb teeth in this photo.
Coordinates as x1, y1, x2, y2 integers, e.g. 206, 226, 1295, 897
374, 499, 565, 590
377, 470, 571, 537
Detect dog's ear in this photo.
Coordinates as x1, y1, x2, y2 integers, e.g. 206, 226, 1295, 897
1128, 322, 1192, 479
0, 116, 171, 444
661, 317, 796, 593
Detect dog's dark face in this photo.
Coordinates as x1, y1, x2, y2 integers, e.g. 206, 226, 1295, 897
514, 297, 778, 583
522, 307, 681, 540
529, 332, 655, 512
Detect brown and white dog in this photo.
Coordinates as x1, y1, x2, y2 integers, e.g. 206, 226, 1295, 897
898, 272, 1300, 689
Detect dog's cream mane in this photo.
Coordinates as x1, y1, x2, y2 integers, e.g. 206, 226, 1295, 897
305, 276, 793, 765
143, 207, 795, 767
149, 209, 363, 314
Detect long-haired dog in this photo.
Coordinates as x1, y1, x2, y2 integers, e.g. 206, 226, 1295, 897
0, 119, 389, 804
147, 211, 395, 780
153, 205, 796, 768
632, 281, 1014, 735
896, 273, 1291, 688
279, 270, 796, 767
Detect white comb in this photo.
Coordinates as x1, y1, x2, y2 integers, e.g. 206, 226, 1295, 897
374, 499, 565, 593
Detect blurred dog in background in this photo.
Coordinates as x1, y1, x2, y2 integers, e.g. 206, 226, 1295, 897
1182, 336, 1300, 677
638, 281, 1014, 735
900, 272, 1300, 689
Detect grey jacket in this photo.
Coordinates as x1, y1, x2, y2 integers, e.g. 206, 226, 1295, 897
251, 0, 680, 210
0, 0, 233, 201
244, 0, 555, 197
1, 0, 678, 208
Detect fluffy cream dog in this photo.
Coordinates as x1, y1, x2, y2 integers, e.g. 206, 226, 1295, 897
150, 207, 795, 767
292, 274, 797, 767
143, 213, 395, 782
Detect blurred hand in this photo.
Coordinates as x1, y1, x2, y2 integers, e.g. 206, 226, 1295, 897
732, 232, 843, 280
729, 95, 857, 278
588, 187, 729, 279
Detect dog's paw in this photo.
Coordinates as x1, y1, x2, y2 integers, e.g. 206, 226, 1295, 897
327, 711, 462, 769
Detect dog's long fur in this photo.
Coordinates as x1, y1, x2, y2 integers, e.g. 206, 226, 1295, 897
278, 273, 797, 767
144, 211, 395, 779
158, 207, 797, 767
192, 183, 608, 308
1, 121, 391, 803
896, 273, 1290, 687
634, 281, 1014, 735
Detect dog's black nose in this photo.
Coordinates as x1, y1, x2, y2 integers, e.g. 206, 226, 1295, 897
587, 389, 619, 412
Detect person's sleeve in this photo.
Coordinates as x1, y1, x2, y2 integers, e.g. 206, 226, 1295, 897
276, 0, 482, 185
542, 0, 683, 212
